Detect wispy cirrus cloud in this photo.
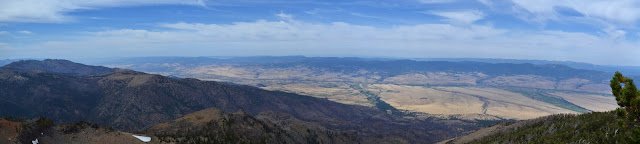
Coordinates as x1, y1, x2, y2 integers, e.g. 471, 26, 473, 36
509, 0, 640, 24
1, 0, 640, 66
17, 31, 32, 34
0, 0, 207, 23
350, 12, 382, 19
5, 13, 638, 65
479, 0, 639, 41
417, 0, 457, 4
424, 10, 485, 24
476, 0, 492, 6
276, 11, 294, 21
304, 8, 343, 15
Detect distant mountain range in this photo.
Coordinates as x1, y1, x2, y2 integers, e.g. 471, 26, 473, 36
55, 56, 625, 121
2, 59, 116, 76
2, 56, 638, 76
413, 58, 640, 76
0, 59, 490, 143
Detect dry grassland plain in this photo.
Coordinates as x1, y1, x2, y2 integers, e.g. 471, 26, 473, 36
121, 65, 616, 120
548, 92, 618, 112
368, 85, 577, 119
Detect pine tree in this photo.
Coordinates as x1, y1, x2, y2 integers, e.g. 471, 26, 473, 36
610, 71, 640, 142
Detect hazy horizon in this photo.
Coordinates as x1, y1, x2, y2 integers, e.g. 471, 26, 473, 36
1, 0, 639, 66
4, 55, 640, 67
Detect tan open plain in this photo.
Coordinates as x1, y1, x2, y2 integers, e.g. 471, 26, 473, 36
549, 92, 618, 112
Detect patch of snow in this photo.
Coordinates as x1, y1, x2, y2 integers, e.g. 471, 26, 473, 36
32, 139, 38, 144
132, 135, 151, 142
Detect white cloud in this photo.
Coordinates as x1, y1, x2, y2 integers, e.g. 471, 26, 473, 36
5, 18, 638, 66
417, 0, 457, 4
304, 8, 343, 15
17, 30, 32, 34
477, 0, 492, 6
0, 0, 637, 66
0, 0, 206, 23
275, 12, 293, 22
350, 12, 382, 19
510, 0, 640, 24
603, 26, 626, 40
158, 20, 504, 41
426, 10, 485, 24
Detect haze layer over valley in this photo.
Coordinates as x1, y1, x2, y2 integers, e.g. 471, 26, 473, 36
84, 56, 623, 120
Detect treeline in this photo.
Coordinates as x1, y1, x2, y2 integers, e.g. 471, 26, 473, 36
152, 114, 355, 144
470, 112, 632, 143
3, 115, 107, 144
469, 72, 640, 143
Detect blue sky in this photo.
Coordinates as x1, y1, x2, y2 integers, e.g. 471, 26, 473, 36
0, 0, 639, 66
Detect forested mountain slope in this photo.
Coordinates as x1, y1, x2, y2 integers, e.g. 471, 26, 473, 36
0, 59, 490, 143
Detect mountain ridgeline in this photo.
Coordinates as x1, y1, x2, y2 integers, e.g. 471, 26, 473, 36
83, 56, 631, 95
72, 56, 627, 121
0, 59, 486, 143
87, 56, 615, 82
2, 59, 116, 76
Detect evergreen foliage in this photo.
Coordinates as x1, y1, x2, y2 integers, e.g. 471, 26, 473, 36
152, 114, 342, 144
61, 121, 101, 134
469, 72, 640, 143
610, 72, 640, 142
470, 112, 634, 143
17, 117, 55, 144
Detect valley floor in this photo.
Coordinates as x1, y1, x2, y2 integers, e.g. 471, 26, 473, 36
200, 77, 617, 121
